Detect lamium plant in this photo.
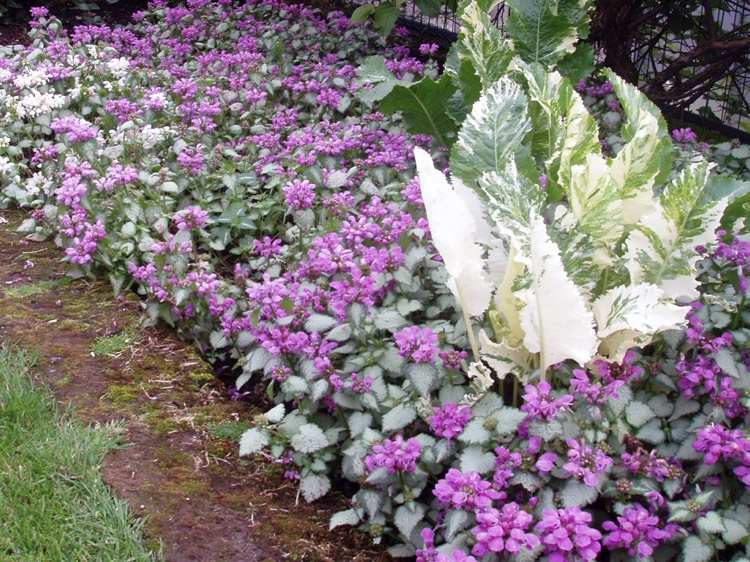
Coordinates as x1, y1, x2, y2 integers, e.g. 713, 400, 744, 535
1, 1, 750, 561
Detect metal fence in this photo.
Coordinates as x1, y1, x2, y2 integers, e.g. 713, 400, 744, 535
354, 1, 750, 141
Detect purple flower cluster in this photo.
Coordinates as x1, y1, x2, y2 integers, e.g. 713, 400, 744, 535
433, 469, 503, 511
694, 424, 750, 487
563, 438, 613, 486
364, 435, 421, 475
575, 78, 613, 98
429, 403, 472, 440
176, 145, 206, 175
493, 446, 521, 489
394, 325, 439, 363
50, 116, 98, 144
671, 127, 698, 143
602, 505, 678, 558
471, 503, 539, 557
173, 206, 209, 231
535, 507, 602, 561
521, 381, 573, 420
283, 178, 317, 210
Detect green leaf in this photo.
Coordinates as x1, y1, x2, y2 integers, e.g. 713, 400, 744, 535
493, 407, 527, 436
291, 423, 329, 453
304, 314, 338, 333
264, 404, 285, 423
239, 428, 269, 456
394, 503, 426, 538
606, 70, 672, 220
414, 0, 442, 17
450, 77, 531, 185
444, 509, 469, 541
458, 417, 491, 444
351, 4, 376, 21
625, 400, 656, 427
300, 474, 331, 502
407, 363, 438, 398
382, 403, 417, 432
348, 412, 373, 437
697, 511, 725, 534
512, 62, 600, 200
506, 0, 592, 68
329, 509, 360, 530
561, 479, 598, 507
555, 43, 594, 82
682, 536, 713, 562
456, 0, 514, 88
478, 162, 545, 258
355, 56, 409, 104
722, 517, 748, 544
373, 4, 399, 37
626, 162, 728, 299
459, 446, 495, 473
380, 74, 459, 148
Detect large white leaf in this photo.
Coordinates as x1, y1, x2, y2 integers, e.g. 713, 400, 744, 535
518, 215, 597, 373
593, 283, 687, 356
414, 147, 492, 316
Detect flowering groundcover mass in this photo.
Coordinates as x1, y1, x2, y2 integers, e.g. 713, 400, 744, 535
2, 1, 750, 561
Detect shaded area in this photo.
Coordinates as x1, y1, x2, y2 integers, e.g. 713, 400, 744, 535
0, 209, 386, 562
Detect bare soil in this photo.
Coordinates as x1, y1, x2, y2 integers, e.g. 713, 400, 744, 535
0, 209, 386, 562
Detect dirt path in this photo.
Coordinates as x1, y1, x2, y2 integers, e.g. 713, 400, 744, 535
0, 208, 385, 562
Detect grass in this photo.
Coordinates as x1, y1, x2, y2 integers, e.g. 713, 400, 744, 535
0, 346, 161, 562
91, 329, 138, 356
3, 277, 73, 298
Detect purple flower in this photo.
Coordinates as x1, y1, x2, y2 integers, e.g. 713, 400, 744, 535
50, 116, 97, 144
364, 435, 421, 474
535, 507, 602, 561
254, 236, 284, 258
671, 127, 698, 143
693, 424, 750, 464
570, 368, 624, 405
416, 528, 477, 562
471, 503, 539, 557
283, 178, 317, 210
394, 325, 438, 363
603, 505, 677, 557
563, 438, 613, 486
173, 206, 209, 231
418, 43, 439, 56
535, 452, 558, 474
30, 6, 49, 18
177, 145, 206, 174
521, 381, 573, 421
433, 469, 503, 511
539, 174, 548, 188
493, 446, 522, 489
429, 403, 472, 440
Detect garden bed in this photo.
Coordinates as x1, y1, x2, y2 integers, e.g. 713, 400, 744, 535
0, 208, 385, 561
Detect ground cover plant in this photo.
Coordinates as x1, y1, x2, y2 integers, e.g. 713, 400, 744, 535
1, 1, 750, 561
0, 346, 159, 561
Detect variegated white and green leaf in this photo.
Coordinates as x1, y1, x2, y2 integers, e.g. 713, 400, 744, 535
450, 77, 531, 185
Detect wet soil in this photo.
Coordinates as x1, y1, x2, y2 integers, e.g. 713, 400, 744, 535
0, 209, 387, 562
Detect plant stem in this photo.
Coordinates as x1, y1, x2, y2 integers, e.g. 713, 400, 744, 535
457, 286, 481, 364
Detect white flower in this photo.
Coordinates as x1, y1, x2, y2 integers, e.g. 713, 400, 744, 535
13, 69, 49, 89
0, 68, 12, 83
106, 57, 130, 79
0, 156, 14, 175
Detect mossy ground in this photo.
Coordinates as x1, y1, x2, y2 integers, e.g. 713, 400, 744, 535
0, 209, 386, 562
